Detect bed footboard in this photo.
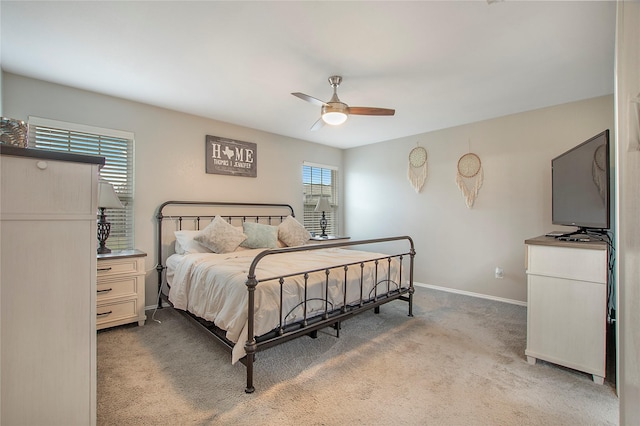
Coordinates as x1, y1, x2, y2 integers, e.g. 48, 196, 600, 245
243, 236, 415, 393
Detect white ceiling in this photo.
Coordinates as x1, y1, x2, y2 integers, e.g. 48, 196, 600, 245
0, 1, 616, 149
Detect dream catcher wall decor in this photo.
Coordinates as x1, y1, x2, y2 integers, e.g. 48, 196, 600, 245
592, 144, 607, 202
456, 152, 483, 208
407, 146, 428, 193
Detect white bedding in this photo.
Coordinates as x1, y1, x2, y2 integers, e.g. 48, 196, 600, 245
167, 247, 401, 363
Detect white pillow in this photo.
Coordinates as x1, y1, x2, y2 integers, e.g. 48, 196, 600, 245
174, 230, 211, 255
194, 216, 247, 253
278, 215, 311, 247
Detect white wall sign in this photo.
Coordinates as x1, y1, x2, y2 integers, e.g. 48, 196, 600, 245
205, 135, 257, 177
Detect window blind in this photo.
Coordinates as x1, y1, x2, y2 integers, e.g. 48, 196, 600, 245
28, 117, 135, 251
302, 162, 339, 236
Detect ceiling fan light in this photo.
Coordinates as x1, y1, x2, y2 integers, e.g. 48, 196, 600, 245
322, 111, 348, 126
321, 102, 348, 126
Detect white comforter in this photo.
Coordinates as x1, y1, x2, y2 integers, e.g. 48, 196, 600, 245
168, 247, 400, 363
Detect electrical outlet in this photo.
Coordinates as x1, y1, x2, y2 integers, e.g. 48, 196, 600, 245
495, 267, 504, 279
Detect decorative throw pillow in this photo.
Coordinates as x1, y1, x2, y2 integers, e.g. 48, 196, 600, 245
174, 230, 211, 255
194, 216, 247, 253
240, 222, 279, 249
278, 215, 311, 247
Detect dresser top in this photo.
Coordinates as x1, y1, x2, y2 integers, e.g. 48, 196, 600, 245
97, 249, 147, 260
0, 145, 105, 166
525, 235, 608, 250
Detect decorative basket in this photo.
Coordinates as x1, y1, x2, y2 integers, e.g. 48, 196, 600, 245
0, 117, 29, 148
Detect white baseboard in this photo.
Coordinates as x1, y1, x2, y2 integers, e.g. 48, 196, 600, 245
414, 282, 527, 307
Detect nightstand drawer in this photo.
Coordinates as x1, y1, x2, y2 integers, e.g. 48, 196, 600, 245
96, 299, 138, 326
97, 276, 138, 302
97, 257, 142, 278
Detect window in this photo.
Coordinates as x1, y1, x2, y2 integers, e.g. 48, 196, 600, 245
302, 162, 339, 236
29, 117, 135, 250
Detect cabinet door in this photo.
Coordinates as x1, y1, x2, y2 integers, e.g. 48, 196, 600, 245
527, 273, 606, 376
1, 220, 95, 425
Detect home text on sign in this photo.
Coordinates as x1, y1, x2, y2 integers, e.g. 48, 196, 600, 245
205, 135, 257, 177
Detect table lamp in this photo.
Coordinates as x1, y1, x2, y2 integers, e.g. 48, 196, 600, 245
97, 180, 124, 254
314, 196, 332, 238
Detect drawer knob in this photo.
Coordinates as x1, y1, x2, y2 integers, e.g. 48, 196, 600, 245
97, 311, 113, 317
97, 267, 112, 272
36, 161, 48, 170
97, 288, 113, 294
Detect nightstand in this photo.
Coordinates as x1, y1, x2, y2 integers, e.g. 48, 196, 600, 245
96, 249, 147, 330
309, 235, 351, 242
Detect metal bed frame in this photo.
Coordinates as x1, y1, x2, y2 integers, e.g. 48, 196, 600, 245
156, 201, 415, 393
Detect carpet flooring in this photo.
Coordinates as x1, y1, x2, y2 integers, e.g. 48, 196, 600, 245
97, 287, 618, 425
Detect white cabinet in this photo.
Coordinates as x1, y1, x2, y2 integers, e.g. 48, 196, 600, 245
1, 146, 104, 425
525, 236, 608, 384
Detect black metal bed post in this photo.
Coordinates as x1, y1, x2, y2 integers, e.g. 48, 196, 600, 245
244, 273, 258, 394
408, 242, 416, 317
156, 208, 165, 310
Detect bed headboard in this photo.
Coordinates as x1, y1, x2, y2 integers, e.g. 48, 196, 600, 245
155, 201, 295, 307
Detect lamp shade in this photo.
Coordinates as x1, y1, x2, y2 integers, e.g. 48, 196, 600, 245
98, 181, 124, 209
314, 196, 332, 212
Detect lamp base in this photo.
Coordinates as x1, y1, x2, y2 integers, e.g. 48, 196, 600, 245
97, 208, 112, 254
319, 212, 328, 237
97, 246, 112, 255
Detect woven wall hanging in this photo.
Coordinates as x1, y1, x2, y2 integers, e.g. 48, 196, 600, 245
592, 143, 607, 202
407, 146, 428, 193
456, 152, 483, 208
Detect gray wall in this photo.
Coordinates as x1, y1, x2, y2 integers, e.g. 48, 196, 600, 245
344, 96, 614, 303
0, 70, 3, 115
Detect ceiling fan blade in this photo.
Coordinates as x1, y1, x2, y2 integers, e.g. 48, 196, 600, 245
349, 107, 395, 116
310, 117, 325, 131
292, 92, 328, 107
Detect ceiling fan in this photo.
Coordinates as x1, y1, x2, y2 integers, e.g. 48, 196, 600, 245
292, 76, 395, 131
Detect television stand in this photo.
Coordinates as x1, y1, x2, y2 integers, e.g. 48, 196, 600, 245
572, 227, 608, 236
524, 235, 608, 384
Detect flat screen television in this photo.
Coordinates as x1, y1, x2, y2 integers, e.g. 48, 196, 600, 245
551, 129, 610, 233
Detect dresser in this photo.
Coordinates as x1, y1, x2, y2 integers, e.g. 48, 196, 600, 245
0, 145, 104, 425
97, 249, 147, 330
524, 235, 608, 384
